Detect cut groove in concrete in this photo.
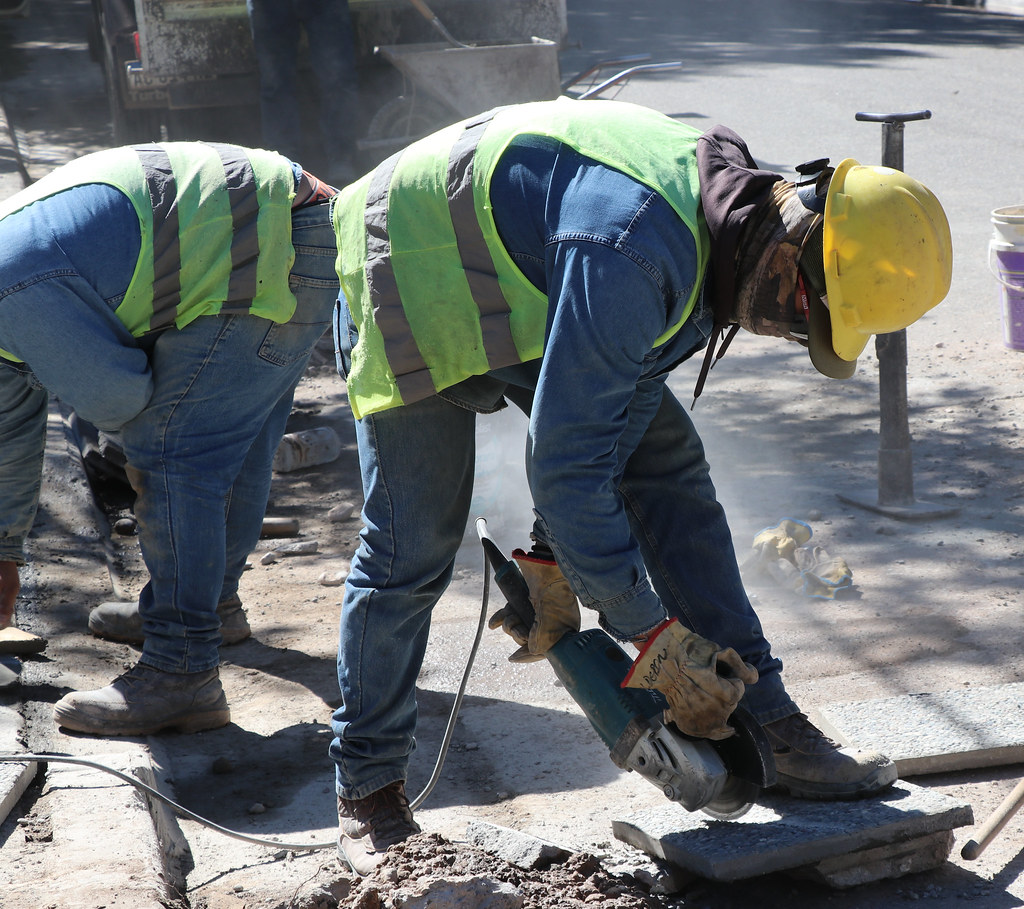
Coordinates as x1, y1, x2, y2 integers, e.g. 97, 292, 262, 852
813, 683, 1024, 777
612, 780, 973, 883
1, 749, 171, 909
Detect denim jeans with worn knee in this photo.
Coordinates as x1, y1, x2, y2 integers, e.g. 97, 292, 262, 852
328, 360, 478, 799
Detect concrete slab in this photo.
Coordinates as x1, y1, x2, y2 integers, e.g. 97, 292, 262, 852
612, 780, 973, 884
0, 749, 172, 909
0, 706, 36, 829
813, 684, 1024, 777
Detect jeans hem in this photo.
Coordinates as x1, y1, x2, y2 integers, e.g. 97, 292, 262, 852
742, 693, 801, 727
336, 772, 409, 803
138, 654, 220, 675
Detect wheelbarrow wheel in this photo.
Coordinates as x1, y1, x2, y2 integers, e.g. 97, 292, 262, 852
366, 94, 456, 145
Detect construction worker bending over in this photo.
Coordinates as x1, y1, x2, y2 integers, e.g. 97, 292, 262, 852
329, 99, 953, 875
0, 142, 340, 735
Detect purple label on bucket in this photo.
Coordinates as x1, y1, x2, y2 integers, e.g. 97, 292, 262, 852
990, 240, 1024, 350
995, 248, 1024, 276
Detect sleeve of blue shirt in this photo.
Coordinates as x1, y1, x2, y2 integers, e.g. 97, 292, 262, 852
491, 137, 706, 639
0, 184, 151, 560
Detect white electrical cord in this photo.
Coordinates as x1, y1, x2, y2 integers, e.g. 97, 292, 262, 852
0, 539, 494, 851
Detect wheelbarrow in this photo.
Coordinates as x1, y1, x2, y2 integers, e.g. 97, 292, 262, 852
362, 36, 561, 153
359, 0, 679, 156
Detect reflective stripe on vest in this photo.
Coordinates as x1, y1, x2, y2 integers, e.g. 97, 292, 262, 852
137, 142, 264, 334
361, 113, 521, 406
448, 115, 522, 368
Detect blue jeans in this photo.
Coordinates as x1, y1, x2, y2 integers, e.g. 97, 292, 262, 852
0, 187, 338, 672
123, 203, 338, 673
330, 305, 798, 799
246, 0, 360, 182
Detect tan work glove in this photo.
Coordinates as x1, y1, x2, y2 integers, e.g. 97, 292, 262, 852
487, 548, 581, 663
752, 518, 812, 562
622, 618, 759, 740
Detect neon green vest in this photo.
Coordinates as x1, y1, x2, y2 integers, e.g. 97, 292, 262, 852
335, 98, 709, 419
0, 142, 297, 361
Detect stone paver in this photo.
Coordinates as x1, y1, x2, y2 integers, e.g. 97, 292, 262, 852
814, 684, 1024, 777
613, 780, 973, 884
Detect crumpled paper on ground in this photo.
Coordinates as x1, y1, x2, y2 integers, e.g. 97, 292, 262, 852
743, 518, 853, 599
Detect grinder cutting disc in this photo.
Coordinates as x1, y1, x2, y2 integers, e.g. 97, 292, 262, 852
701, 707, 776, 820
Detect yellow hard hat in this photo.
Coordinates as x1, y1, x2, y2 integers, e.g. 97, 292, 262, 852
820, 159, 953, 363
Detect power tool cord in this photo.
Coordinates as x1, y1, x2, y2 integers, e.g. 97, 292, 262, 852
0, 538, 494, 852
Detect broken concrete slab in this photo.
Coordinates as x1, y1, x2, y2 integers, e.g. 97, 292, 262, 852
813, 683, 1024, 777
0, 654, 19, 690
466, 819, 572, 870
0, 706, 36, 829
612, 780, 973, 885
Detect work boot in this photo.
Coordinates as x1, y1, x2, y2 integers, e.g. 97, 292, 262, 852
88, 595, 252, 645
764, 712, 897, 800
52, 663, 230, 736
337, 781, 421, 876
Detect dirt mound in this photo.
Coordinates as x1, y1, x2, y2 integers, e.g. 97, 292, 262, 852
289, 832, 669, 909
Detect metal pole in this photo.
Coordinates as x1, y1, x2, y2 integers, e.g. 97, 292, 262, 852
836, 110, 958, 520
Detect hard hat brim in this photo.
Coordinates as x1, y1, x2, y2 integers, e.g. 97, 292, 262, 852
806, 291, 857, 379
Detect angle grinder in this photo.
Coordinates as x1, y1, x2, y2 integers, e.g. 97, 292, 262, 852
476, 519, 775, 819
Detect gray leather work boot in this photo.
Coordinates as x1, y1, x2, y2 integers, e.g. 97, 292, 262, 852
52, 663, 230, 736
88, 595, 252, 645
337, 781, 421, 876
764, 711, 897, 800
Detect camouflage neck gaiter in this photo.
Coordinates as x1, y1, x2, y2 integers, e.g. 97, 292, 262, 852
732, 181, 819, 341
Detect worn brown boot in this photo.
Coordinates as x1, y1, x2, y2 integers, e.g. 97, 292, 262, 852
337, 781, 421, 876
52, 663, 230, 736
764, 712, 896, 800
88, 595, 252, 645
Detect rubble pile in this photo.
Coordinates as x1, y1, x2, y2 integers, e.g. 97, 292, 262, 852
289, 833, 670, 909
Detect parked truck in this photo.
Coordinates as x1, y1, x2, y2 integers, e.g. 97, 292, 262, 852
88, 0, 567, 151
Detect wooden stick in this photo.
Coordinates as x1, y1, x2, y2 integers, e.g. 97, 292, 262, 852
961, 777, 1024, 860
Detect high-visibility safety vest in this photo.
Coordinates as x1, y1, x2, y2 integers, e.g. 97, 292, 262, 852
0, 142, 297, 362
335, 98, 710, 419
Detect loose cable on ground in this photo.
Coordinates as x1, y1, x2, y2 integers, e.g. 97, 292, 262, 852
0, 531, 493, 850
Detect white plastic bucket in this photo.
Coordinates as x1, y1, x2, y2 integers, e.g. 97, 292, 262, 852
990, 205, 1024, 350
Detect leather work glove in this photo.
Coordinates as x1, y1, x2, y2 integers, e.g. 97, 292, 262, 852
487, 548, 581, 663
622, 618, 759, 740
746, 519, 853, 600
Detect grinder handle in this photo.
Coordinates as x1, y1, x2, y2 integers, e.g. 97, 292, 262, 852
475, 518, 537, 628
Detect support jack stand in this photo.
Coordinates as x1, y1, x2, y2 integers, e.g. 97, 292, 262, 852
837, 110, 959, 523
